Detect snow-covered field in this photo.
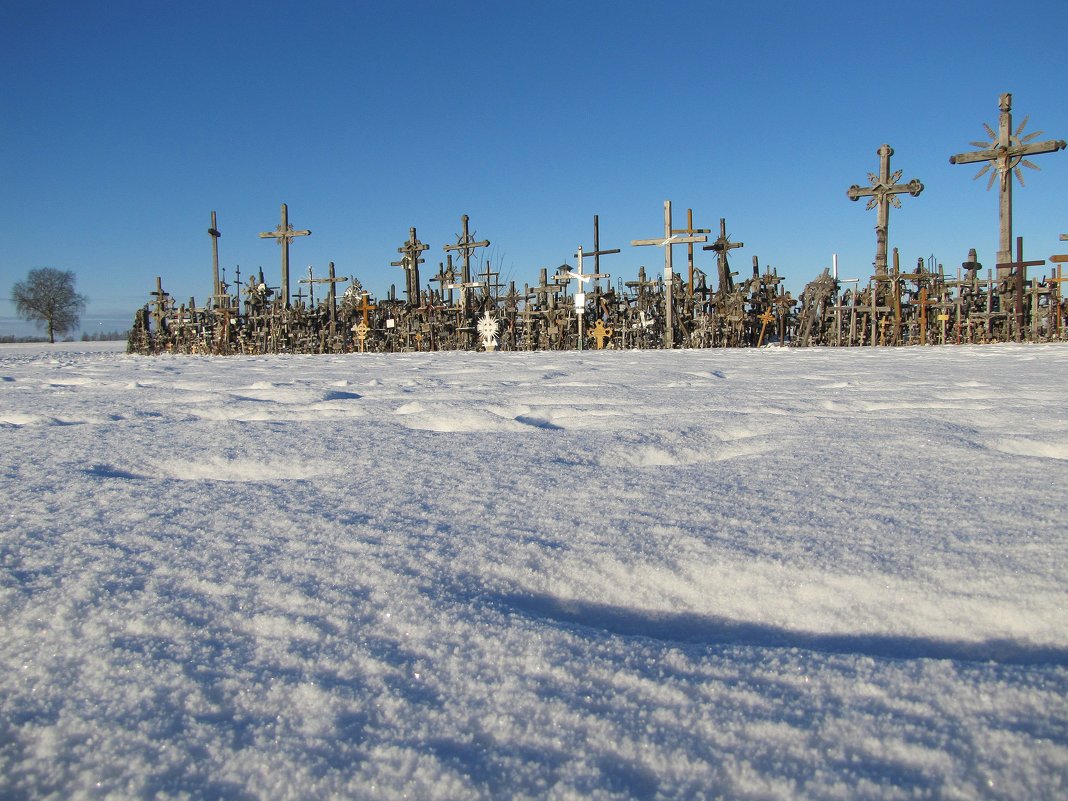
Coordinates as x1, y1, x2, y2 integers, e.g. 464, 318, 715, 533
1, 341, 1066, 800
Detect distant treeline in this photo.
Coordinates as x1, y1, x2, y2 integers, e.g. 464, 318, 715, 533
0, 330, 129, 344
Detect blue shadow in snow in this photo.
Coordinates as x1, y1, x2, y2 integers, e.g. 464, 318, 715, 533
496, 592, 1068, 668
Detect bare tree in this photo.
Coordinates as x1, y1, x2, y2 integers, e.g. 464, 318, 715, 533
12, 268, 88, 343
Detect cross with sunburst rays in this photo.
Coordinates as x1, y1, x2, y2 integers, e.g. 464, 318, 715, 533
950, 93, 1066, 273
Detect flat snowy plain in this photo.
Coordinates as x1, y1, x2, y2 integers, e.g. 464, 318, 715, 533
1, 341, 1066, 800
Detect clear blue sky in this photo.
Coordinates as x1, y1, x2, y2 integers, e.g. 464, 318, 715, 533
2, 0, 1066, 337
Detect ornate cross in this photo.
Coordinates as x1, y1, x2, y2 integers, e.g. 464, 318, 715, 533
847, 145, 923, 276
391, 227, 429, 305
258, 203, 311, 308
950, 93, 1065, 274
702, 218, 745, 293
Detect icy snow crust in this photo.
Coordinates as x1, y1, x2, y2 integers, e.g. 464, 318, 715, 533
1, 341, 1066, 800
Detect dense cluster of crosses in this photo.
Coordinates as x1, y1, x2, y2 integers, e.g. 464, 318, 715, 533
128, 94, 1066, 355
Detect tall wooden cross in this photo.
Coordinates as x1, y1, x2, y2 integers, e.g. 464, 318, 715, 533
558, 247, 610, 350
673, 209, 710, 298
632, 200, 707, 348
847, 145, 924, 276
444, 214, 490, 284
996, 236, 1045, 342
258, 203, 311, 308
443, 214, 490, 314
702, 218, 744, 293
575, 214, 620, 294
391, 227, 429, 305
208, 211, 222, 307
950, 93, 1065, 275
300, 263, 348, 327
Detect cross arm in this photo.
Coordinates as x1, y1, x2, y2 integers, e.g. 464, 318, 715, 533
949, 148, 998, 165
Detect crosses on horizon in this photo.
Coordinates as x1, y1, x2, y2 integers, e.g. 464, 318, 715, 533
950, 93, 1066, 276
258, 203, 311, 308
847, 144, 924, 276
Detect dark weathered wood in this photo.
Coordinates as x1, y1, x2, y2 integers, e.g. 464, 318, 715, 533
258, 203, 311, 308
950, 93, 1065, 273
847, 145, 923, 276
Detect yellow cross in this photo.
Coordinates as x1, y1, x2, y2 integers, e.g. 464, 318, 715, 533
590, 319, 614, 349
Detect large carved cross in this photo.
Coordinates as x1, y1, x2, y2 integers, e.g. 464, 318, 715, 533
702, 218, 745, 293
847, 145, 923, 276
950, 93, 1065, 276
443, 214, 490, 314
632, 200, 707, 348
258, 203, 311, 308
391, 227, 429, 305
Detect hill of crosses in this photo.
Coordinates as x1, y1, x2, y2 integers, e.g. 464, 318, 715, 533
128, 93, 1067, 356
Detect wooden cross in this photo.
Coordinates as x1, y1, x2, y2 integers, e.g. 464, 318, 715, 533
558, 247, 610, 350
847, 145, 924, 276
590, 319, 613, 349
150, 277, 172, 331
950, 93, 1065, 274
756, 308, 775, 347
575, 214, 620, 294
258, 203, 311, 308
357, 291, 377, 327
996, 236, 1045, 341
391, 227, 429, 305
208, 211, 222, 306
632, 200, 707, 348
477, 260, 505, 303
300, 262, 348, 327
443, 214, 490, 292
672, 208, 710, 298
702, 218, 744, 293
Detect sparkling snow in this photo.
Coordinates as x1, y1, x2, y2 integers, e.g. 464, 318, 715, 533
1, 341, 1066, 800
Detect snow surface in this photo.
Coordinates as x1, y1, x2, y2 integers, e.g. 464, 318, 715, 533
1, 341, 1066, 800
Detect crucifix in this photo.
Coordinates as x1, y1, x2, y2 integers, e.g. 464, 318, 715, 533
632, 200, 708, 348
208, 211, 222, 307
701, 218, 744, 294
391, 227, 429, 305
258, 203, 311, 308
847, 145, 924, 276
443, 214, 490, 310
950, 93, 1065, 276
558, 246, 610, 350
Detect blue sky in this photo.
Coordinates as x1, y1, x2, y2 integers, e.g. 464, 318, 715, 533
2, 0, 1066, 337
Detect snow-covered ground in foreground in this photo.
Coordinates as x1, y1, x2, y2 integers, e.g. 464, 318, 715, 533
1, 341, 1066, 801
